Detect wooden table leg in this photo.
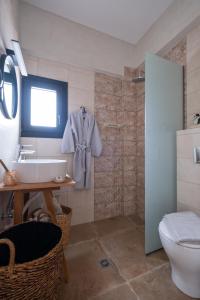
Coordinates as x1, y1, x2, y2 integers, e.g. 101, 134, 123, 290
62, 252, 69, 283
43, 190, 57, 224
13, 191, 24, 224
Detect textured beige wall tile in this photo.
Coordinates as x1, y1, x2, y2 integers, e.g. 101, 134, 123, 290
122, 80, 136, 96
187, 67, 200, 95
186, 90, 200, 116
94, 70, 137, 220
137, 126, 144, 141
164, 40, 186, 66
95, 93, 122, 111
123, 186, 137, 216
124, 171, 137, 186
95, 156, 114, 173
136, 157, 145, 174
124, 112, 136, 127
187, 24, 200, 62
95, 73, 122, 96
99, 126, 122, 142
124, 141, 137, 156
137, 172, 144, 188
137, 94, 144, 112
95, 110, 117, 126
123, 95, 136, 112
136, 82, 145, 97
137, 141, 144, 157
95, 76, 114, 95
95, 171, 123, 189
137, 109, 144, 127
124, 156, 136, 171
187, 49, 200, 73
94, 172, 114, 188
101, 140, 123, 157
123, 126, 137, 141
95, 156, 123, 173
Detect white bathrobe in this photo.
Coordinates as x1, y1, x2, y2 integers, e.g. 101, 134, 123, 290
61, 110, 102, 189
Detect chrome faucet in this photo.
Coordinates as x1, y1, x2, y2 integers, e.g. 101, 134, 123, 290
17, 145, 35, 161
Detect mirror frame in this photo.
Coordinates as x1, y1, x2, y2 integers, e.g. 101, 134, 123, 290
0, 54, 18, 119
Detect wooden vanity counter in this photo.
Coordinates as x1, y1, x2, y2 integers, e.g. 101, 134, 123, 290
0, 179, 75, 224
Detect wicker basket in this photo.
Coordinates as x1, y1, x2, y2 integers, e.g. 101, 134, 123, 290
57, 205, 72, 247
0, 222, 63, 300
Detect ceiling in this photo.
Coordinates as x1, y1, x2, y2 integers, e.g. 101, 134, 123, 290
22, 0, 174, 44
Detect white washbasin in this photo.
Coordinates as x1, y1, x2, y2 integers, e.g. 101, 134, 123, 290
12, 159, 67, 183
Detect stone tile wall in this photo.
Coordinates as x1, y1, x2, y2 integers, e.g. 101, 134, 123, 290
124, 66, 145, 221
94, 40, 186, 222
186, 24, 200, 128
122, 74, 137, 216
163, 39, 187, 127
94, 73, 137, 220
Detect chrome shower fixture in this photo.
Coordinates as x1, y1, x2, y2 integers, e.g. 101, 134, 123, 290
132, 70, 145, 83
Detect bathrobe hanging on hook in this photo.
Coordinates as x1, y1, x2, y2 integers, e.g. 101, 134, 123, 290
61, 109, 102, 189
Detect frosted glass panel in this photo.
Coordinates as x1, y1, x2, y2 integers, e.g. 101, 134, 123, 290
145, 53, 183, 254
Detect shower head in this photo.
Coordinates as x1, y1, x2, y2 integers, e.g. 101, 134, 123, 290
132, 71, 145, 83
132, 75, 145, 83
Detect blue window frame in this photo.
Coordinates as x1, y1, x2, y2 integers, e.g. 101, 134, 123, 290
21, 75, 68, 138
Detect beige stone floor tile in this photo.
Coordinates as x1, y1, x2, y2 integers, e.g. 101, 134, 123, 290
69, 222, 96, 245
130, 264, 192, 300
60, 240, 124, 299
128, 214, 144, 226
94, 216, 134, 237
91, 284, 137, 300
100, 229, 168, 280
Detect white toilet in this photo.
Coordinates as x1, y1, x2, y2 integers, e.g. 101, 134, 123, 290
159, 211, 200, 298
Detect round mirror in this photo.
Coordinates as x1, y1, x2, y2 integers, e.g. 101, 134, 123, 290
0, 54, 18, 119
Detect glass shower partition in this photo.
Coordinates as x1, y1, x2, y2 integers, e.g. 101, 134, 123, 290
145, 53, 183, 254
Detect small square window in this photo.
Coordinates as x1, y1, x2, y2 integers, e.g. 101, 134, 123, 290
30, 87, 57, 127
21, 75, 68, 138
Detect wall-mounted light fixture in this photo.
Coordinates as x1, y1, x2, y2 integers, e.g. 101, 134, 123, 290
11, 40, 28, 76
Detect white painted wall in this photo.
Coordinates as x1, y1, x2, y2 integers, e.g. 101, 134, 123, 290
19, 1, 135, 75
0, 0, 20, 182
19, 0, 200, 74
21, 53, 95, 225
133, 0, 200, 67
0, 0, 19, 50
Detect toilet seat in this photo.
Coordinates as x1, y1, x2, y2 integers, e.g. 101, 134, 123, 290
159, 221, 200, 249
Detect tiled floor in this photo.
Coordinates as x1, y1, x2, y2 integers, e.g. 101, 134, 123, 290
58, 216, 193, 300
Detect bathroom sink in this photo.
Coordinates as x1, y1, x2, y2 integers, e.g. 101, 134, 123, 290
12, 159, 67, 183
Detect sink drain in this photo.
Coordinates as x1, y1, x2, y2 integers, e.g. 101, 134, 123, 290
100, 259, 110, 268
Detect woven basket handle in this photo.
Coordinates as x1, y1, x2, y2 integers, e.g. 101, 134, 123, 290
0, 238, 15, 275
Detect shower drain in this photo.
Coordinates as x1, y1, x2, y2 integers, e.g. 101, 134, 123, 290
99, 259, 110, 268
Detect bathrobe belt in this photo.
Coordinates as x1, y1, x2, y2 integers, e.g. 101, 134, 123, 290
75, 144, 91, 179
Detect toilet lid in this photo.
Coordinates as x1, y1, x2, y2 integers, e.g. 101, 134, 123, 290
159, 219, 200, 249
